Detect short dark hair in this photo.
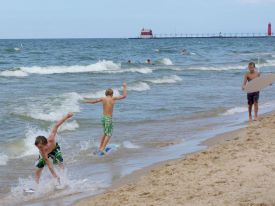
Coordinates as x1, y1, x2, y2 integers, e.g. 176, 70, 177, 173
35, 136, 48, 146
248, 62, 255, 67
105, 88, 113, 96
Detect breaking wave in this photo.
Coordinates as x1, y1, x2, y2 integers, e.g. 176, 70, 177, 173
0, 60, 152, 77
127, 82, 151, 91
158, 58, 173, 65
146, 75, 182, 84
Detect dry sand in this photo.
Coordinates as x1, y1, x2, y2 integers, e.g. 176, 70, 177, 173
75, 114, 275, 206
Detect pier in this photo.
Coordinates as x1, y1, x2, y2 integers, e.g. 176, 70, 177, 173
130, 23, 274, 39
129, 32, 274, 39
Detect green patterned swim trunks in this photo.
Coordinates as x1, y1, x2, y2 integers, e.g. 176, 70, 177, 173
101, 115, 113, 137
35, 143, 63, 168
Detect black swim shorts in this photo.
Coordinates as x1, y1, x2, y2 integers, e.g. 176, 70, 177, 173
247, 91, 259, 105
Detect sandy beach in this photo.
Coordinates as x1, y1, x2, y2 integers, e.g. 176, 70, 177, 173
75, 113, 275, 206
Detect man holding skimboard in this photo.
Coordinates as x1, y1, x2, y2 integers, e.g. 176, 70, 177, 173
242, 62, 260, 121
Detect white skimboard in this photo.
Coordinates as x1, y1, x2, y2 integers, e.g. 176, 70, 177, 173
244, 73, 275, 93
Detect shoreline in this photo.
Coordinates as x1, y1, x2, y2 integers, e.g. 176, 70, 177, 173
74, 113, 275, 206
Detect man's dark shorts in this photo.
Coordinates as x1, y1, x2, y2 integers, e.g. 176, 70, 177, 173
247, 91, 260, 105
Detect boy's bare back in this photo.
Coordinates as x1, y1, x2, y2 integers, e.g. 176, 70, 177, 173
102, 96, 115, 117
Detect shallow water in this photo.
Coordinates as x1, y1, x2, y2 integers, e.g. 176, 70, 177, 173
1, 38, 275, 205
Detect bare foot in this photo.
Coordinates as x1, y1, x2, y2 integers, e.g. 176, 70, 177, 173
254, 117, 258, 121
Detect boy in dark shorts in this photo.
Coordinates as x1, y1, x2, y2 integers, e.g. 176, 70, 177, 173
83, 83, 127, 155
34, 112, 73, 184
242, 62, 260, 121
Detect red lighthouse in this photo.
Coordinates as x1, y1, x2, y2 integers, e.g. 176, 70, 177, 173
268, 22, 272, 36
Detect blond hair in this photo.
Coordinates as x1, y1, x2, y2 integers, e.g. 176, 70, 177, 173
105, 88, 113, 96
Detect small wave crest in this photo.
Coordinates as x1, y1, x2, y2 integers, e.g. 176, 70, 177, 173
147, 75, 182, 84
4, 47, 21, 53
185, 59, 275, 71
186, 64, 246, 71
0, 70, 28, 77
59, 120, 79, 132
222, 107, 247, 116
18, 92, 82, 122
0, 153, 9, 166
158, 58, 173, 65
0, 61, 153, 77
19, 127, 48, 157
127, 82, 150, 91
222, 101, 275, 116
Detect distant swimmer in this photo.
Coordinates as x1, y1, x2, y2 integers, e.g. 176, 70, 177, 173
34, 112, 73, 184
242, 62, 260, 121
181, 49, 189, 55
83, 83, 127, 156
147, 59, 152, 64
127, 60, 131, 64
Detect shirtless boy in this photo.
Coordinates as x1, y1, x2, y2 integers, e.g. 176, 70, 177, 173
34, 112, 73, 184
83, 83, 127, 155
242, 62, 260, 121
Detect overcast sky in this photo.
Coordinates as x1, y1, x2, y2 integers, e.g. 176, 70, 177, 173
0, 0, 274, 38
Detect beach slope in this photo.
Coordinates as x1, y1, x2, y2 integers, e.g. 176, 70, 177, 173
75, 114, 275, 206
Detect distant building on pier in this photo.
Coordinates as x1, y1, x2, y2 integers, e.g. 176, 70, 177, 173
140, 28, 153, 39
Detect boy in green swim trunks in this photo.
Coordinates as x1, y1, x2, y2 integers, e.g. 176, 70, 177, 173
83, 83, 127, 154
34, 112, 73, 184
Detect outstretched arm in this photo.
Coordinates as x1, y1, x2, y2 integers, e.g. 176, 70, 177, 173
43, 153, 59, 179
83, 98, 103, 104
114, 82, 127, 100
48, 112, 73, 143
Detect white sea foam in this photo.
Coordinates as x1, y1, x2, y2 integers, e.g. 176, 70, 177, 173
79, 139, 96, 151
0, 70, 28, 77
19, 127, 48, 157
59, 120, 79, 132
26, 92, 82, 122
186, 64, 246, 71
186, 59, 275, 71
222, 107, 248, 116
127, 82, 151, 91
222, 101, 275, 116
159, 58, 173, 65
0, 153, 9, 165
125, 67, 152, 74
5, 169, 105, 205
18, 125, 73, 158
123, 141, 140, 149
0, 61, 153, 77
266, 59, 275, 66
20, 60, 121, 75
147, 75, 182, 84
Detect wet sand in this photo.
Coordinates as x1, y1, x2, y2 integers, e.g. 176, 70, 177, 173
75, 113, 275, 206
